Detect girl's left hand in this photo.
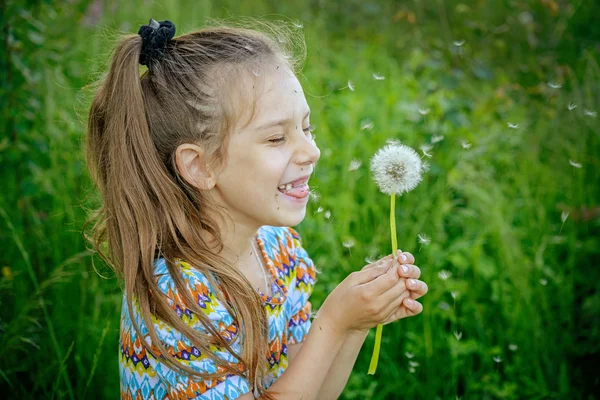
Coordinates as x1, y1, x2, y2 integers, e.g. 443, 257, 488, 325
384, 251, 428, 324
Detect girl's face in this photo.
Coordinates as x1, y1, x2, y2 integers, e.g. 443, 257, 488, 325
210, 64, 320, 229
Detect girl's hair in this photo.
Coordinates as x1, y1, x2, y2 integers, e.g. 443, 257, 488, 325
84, 18, 306, 399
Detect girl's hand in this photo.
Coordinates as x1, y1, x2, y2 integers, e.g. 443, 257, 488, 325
317, 250, 423, 335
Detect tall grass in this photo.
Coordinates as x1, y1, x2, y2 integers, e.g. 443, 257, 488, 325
1, 0, 598, 398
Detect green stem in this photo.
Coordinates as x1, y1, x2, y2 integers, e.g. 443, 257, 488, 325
368, 194, 397, 375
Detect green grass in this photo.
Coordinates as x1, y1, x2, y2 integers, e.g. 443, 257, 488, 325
1, 0, 599, 398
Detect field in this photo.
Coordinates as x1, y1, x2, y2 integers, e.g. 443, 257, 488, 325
1, 0, 599, 398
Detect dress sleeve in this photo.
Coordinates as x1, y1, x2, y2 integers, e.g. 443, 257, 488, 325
286, 228, 318, 345
147, 259, 252, 399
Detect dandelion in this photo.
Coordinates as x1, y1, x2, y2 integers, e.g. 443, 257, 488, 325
584, 109, 597, 117
508, 344, 518, 351
438, 270, 452, 281
420, 144, 433, 158
568, 102, 577, 111
493, 356, 503, 363
373, 73, 385, 80
368, 142, 427, 375
454, 331, 463, 341
431, 134, 444, 144
418, 108, 430, 116
348, 159, 362, 171
507, 122, 519, 129
360, 120, 374, 130
453, 40, 465, 46
547, 81, 562, 89
461, 140, 472, 149
569, 159, 582, 168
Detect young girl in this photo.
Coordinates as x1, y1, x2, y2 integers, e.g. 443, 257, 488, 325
85, 18, 428, 400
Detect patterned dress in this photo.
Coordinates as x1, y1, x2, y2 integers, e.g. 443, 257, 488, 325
119, 226, 317, 399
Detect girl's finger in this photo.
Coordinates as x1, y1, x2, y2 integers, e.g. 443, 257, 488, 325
406, 279, 428, 299
397, 264, 421, 279
397, 251, 415, 265
403, 297, 423, 315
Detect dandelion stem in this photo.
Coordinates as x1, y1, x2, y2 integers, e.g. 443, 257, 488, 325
368, 194, 398, 374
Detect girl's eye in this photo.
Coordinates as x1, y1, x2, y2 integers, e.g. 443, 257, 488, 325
269, 137, 285, 143
303, 124, 316, 138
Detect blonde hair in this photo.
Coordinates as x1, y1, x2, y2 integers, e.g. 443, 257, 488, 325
83, 19, 306, 399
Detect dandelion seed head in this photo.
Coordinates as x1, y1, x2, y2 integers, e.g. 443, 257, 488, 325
569, 159, 582, 168
438, 270, 452, 281
431, 134, 445, 144
370, 143, 425, 196
454, 331, 462, 341
561, 211, 569, 223
417, 233, 431, 246
547, 81, 562, 89
568, 102, 577, 111
373, 73, 385, 80
348, 159, 362, 171
584, 109, 597, 117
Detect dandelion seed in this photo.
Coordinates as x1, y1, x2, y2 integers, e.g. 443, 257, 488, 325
252, 68, 261, 76
409, 367, 416, 373
347, 80, 355, 91
370, 143, 426, 196
438, 270, 452, 281
420, 144, 433, 158
293, 21, 304, 29
539, 278, 548, 286
405, 352, 414, 359
438, 302, 450, 311
360, 120, 374, 130
365, 256, 377, 264
454, 331, 462, 341
453, 40, 465, 47
386, 138, 401, 146
324, 210, 331, 219
417, 233, 431, 246
508, 344, 518, 351
431, 134, 444, 144
493, 356, 503, 363
418, 108, 430, 116
561, 211, 569, 223
507, 122, 519, 129
373, 73, 385, 80
422, 161, 431, 172
315, 206, 324, 213
308, 189, 321, 202
450, 290, 459, 299
569, 159, 582, 168
547, 81, 562, 89
461, 140, 472, 149
568, 102, 577, 111
342, 238, 355, 249
409, 361, 420, 368
584, 109, 597, 117
348, 159, 362, 171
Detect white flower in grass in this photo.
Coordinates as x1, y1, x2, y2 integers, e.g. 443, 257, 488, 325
420, 144, 433, 158
373, 73, 385, 80
454, 331, 462, 341
461, 140, 472, 149
493, 356, 503, 363
370, 143, 426, 196
438, 270, 452, 281
584, 109, 597, 117
507, 122, 519, 129
508, 344, 518, 351
569, 159, 582, 168
547, 81, 562, 89
418, 233, 431, 246
348, 159, 362, 171
431, 134, 444, 144
568, 102, 577, 111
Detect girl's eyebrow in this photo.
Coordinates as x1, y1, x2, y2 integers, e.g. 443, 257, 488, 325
255, 109, 310, 131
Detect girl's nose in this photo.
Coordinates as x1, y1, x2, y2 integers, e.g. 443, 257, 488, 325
297, 135, 320, 167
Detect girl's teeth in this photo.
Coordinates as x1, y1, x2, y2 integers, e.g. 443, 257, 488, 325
286, 183, 293, 191
278, 184, 286, 190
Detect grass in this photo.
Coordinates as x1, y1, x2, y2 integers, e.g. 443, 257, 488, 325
1, 0, 599, 398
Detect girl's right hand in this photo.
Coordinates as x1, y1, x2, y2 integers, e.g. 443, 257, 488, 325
317, 250, 422, 335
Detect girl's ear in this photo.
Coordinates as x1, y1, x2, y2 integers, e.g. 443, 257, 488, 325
175, 143, 216, 190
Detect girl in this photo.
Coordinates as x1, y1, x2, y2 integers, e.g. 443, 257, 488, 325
85, 18, 428, 400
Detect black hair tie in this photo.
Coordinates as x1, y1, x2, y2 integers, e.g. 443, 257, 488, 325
138, 18, 176, 66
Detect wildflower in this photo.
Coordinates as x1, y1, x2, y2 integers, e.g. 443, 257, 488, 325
360, 120, 374, 130
507, 122, 519, 129
418, 108, 430, 116
461, 140, 472, 149
368, 141, 426, 375
547, 82, 562, 89
453, 40, 465, 46
370, 143, 426, 196
454, 331, 462, 341
569, 160, 582, 168
373, 73, 385, 80
493, 356, 503, 363
420, 144, 433, 158
438, 270, 452, 281
584, 109, 597, 117
348, 159, 362, 171
431, 134, 444, 144
568, 102, 577, 111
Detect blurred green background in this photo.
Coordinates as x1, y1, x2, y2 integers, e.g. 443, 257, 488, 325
1, 0, 599, 398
